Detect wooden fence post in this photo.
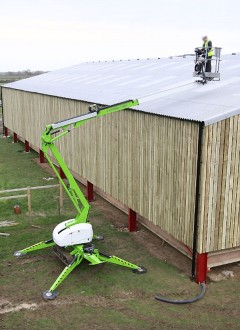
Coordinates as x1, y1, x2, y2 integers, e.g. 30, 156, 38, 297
27, 186, 32, 213
59, 183, 63, 209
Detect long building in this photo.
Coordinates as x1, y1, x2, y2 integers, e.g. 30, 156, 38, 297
2, 53, 240, 282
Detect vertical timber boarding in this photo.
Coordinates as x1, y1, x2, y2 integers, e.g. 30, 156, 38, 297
2, 88, 200, 249
198, 115, 240, 253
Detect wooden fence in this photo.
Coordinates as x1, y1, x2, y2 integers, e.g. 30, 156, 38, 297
0, 184, 62, 212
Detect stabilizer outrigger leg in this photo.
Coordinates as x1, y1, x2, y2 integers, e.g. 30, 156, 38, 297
43, 251, 84, 300
96, 250, 147, 274
14, 239, 56, 257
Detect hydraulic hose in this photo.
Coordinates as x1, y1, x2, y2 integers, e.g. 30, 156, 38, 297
155, 283, 206, 304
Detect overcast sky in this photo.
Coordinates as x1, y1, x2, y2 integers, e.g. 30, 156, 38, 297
0, 0, 239, 71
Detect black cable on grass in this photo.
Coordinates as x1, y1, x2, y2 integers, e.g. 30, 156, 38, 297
155, 283, 207, 304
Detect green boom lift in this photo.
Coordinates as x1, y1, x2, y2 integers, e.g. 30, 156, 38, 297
14, 99, 147, 300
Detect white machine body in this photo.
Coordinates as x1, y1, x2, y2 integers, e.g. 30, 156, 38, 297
53, 219, 93, 247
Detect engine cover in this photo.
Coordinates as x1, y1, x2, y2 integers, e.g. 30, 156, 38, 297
53, 219, 93, 247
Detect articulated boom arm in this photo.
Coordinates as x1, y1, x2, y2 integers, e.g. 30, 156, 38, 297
14, 98, 147, 300
41, 99, 139, 228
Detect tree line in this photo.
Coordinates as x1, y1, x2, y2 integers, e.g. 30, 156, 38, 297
0, 70, 47, 77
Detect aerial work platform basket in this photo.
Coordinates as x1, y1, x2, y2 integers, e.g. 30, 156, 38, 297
193, 47, 222, 84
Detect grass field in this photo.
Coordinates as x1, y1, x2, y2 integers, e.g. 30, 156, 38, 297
0, 137, 239, 330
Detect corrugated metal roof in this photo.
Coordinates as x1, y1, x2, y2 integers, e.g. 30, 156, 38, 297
3, 54, 240, 125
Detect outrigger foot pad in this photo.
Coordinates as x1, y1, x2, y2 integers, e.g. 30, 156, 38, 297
42, 290, 59, 300
13, 251, 27, 257
94, 235, 104, 241
132, 266, 147, 274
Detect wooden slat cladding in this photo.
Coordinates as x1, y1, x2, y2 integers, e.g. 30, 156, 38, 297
198, 116, 240, 253
3, 88, 199, 248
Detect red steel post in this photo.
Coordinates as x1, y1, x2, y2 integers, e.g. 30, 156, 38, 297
39, 149, 45, 163
4, 126, 8, 137
59, 167, 66, 179
87, 181, 94, 202
25, 140, 30, 152
195, 253, 208, 283
13, 132, 18, 143
128, 208, 137, 232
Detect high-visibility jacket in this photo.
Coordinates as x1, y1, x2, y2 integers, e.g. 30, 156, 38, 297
203, 40, 214, 57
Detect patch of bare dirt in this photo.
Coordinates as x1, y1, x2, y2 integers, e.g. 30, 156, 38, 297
0, 292, 137, 315
208, 263, 240, 282
0, 299, 38, 314
15, 255, 49, 265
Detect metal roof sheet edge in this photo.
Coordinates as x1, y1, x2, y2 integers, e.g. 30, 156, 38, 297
1, 85, 204, 125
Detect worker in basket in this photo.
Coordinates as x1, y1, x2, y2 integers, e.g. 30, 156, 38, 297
202, 36, 214, 72
195, 36, 214, 73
